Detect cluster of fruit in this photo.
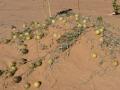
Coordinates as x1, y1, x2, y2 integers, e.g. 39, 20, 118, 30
24, 81, 42, 89
75, 14, 90, 28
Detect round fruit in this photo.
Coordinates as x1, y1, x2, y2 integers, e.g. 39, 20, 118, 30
59, 17, 63, 21
12, 35, 17, 39
19, 34, 24, 37
57, 34, 61, 38
83, 20, 87, 23
24, 82, 31, 89
37, 23, 41, 27
35, 21, 38, 24
52, 20, 55, 24
33, 81, 42, 88
95, 30, 101, 35
9, 61, 16, 67
75, 14, 79, 18
62, 20, 67, 23
53, 33, 57, 38
99, 28, 104, 33
48, 59, 54, 65
35, 60, 42, 66
10, 66, 17, 72
24, 32, 29, 36
76, 17, 79, 20
77, 24, 82, 27
13, 76, 22, 83
92, 53, 97, 58
25, 36, 31, 40
12, 28, 16, 31
112, 60, 119, 66
35, 35, 41, 40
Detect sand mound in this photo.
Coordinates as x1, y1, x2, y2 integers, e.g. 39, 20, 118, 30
0, 12, 120, 90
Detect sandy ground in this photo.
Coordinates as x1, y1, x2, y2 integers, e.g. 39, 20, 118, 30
0, 0, 120, 28
0, 0, 120, 90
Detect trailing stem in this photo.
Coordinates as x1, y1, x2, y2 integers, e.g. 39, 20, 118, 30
47, 0, 52, 17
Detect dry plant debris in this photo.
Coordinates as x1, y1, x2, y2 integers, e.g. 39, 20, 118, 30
57, 26, 84, 52
13, 76, 22, 83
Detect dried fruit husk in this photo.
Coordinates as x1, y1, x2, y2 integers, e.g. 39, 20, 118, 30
0, 70, 4, 76
29, 63, 37, 69
13, 76, 22, 83
35, 60, 42, 66
20, 48, 29, 54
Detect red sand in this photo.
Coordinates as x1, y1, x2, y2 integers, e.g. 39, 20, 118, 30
0, 0, 120, 90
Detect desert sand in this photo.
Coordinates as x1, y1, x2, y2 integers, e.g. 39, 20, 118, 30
0, 0, 120, 90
